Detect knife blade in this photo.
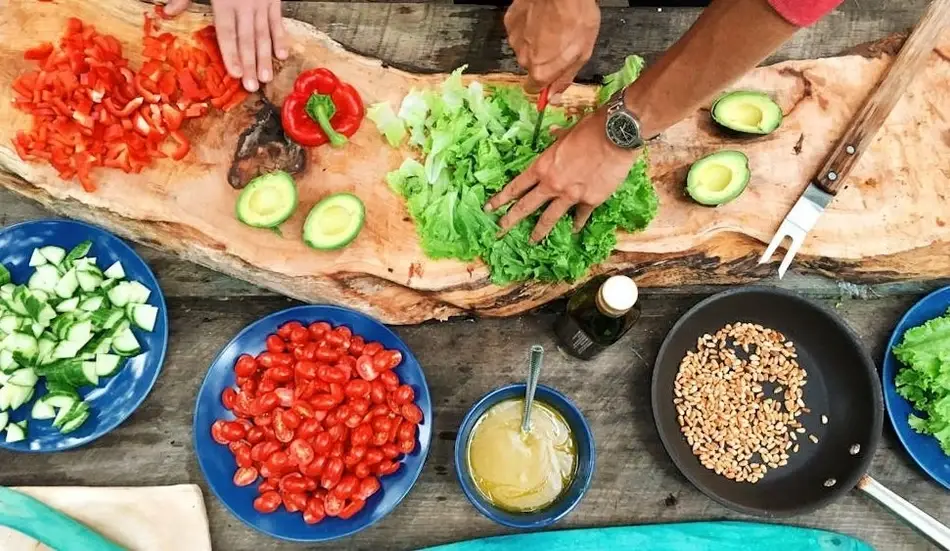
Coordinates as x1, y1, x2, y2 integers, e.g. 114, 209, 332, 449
758, 0, 950, 278
530, 87, 550, 149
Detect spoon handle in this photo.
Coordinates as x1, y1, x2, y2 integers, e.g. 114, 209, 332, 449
522, 345, 544, 433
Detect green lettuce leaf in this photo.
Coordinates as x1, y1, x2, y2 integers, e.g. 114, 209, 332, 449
367, 101, 406, 147
893, 308, 950, 455
597, 55, 645, 106
378, 61, 659, 285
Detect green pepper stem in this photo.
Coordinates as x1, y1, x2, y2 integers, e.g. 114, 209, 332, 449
305, 93, 348, 148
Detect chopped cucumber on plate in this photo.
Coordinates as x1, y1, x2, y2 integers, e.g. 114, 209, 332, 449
0, 241, 159, 442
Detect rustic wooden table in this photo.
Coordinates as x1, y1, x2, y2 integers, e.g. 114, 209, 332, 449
2, 0, 949, 549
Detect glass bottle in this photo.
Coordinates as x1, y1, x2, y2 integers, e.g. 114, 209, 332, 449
553, 275, 641, 360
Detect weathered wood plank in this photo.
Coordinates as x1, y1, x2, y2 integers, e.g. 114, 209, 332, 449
0, 294, 942, 550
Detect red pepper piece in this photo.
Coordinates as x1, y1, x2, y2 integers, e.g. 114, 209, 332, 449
24, 43, 54, 61
281, 68, 364, 148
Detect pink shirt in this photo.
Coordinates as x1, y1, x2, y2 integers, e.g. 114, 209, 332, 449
768, 0, 843, 26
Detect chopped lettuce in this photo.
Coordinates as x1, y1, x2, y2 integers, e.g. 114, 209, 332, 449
373, 59, 658, 285
893, 308, 950, 455
597, 55, 645, 106
366, 102, 406, 147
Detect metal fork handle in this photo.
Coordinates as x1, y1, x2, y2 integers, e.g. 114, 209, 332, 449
858, 475, 950, 550
812, 0, 950, 196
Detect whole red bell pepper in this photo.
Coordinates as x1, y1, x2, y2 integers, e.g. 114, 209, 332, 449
281, 68, 364, 148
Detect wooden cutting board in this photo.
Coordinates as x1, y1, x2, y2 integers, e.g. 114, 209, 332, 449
0, 0, 948, 324
0, 485, 212, 551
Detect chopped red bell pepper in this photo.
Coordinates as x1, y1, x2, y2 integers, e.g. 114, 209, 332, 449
281, 68, 365, 148
24, 43, 54, 61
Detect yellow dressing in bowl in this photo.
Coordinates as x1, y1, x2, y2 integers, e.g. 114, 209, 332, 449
467, 399, 577, 513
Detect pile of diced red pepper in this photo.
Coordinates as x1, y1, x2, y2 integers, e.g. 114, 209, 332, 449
11, 7, 248, 192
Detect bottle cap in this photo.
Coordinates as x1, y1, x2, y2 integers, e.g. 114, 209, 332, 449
597, 275, 638, 317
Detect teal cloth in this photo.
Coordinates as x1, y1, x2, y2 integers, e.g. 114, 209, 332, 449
0, 487, 125, 551
419, 522, 872, 551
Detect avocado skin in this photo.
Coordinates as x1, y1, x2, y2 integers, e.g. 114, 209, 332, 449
710, 91, 783, 135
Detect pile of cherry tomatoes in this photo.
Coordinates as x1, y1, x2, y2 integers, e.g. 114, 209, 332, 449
211, 320, 423, 524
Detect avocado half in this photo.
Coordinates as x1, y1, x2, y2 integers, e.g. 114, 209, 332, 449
711, 91, 783, 135
303, 193, 366, 251
235, 171, 299, 228
686, 150, 750, 207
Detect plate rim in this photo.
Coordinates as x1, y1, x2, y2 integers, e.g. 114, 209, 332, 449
192, 304, 433, 543
882, 285, 950, 491
0, 218, 169, 453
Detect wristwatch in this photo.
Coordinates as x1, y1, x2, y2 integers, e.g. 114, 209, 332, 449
604, 87, 647, 150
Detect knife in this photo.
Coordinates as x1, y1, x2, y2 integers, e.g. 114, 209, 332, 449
759, 0, 950, 278
530, 87, 551, 149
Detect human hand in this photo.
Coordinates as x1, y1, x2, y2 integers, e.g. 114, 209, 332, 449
504, 0, 600, 97
485, 109, 640, 243
164, 0, 288, 93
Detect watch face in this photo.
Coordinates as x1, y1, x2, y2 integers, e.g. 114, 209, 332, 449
606, 111, 642, 149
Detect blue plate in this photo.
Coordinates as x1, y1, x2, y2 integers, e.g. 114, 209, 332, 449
0, 219, 168, 452
193, 305, 432, 543
883, 286, 950, 490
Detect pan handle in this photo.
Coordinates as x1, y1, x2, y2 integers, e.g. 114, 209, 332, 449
858, 475, 950, 550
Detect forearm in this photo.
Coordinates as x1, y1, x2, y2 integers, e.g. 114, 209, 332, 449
624, 0, 800, 138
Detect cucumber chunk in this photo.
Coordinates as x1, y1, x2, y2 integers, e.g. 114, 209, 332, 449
79, 296, 105, 312
81, 361, 100, 386
54, 269, 80, 299
0, 350, 14, 372
5, 420, 25, 442
0, 411, 8, 432
107, 282, 132, 307
31, 399, 56, 420
111, 327, 141, 356
9, 385, 34, 411
44, 394, 77, 410
8, 368, 38, 387
59, 404, 90, 434
103, 261, 125, 280
131, 304, 158, 332
28, 264, 60, 293
125, 281, 151, 305
55, 297, 80, 313
39, 246, 66, 266
77, 270, 103, 293
28, 249, 47, 267
95, 353, 122, 377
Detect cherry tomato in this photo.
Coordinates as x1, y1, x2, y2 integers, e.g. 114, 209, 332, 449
402, 403, 424, 425
364, 447, 384, 465
366, 404, 390, 420
303, 497, 326, 524
258, 479, 277, 494
259, 464, 274, 479
221, 421, 246, 441
239, 379, 257, 397
278, 321, 303, 339
266, 334, 286, 353
265, 450, 291, 475
379, 370, 400, 391
332, 474, 359, 499
380, 443, 401, 460
397, 420, 417, 442
385, 350, 402, 369
373, 353, 391, 372
311, 394, 337, 411
369, 381, 387, 404
232, 442, 253, 467
253, 412, 273, 427
253, 491, 281, 513
295, 360, 318, 380
268, 365, 294, 383
255, 392, 279, 414
355, 476, 381, 500
301, 455, 327, 477
392, 385, 415, 406
290, 326, 310, 344
338, 497, 365, 520
308, 321, 331, 340
313, 432, 332, 454
233, 466, 258, 487
330, 440, 345, 458
282, 491, 308, 513
349, 399, 370, 417
221, 387, 237, 410
295, 419, 321, 442
356, 355, 379, 381
246, 426, 265, 445
349, 423, 373, 447
251, 440, 281, 462
372, 428, 390, 447
273, 412, 294, 443
345, 379, 371, 399
321, 457, 344, 490
301, 342, 319, 361
324, 493, 344, 517
328, 424, 348, 443
273, 353, 295, 369
211, 420, 229, 445
336, 355, 356, 379
330, 383, 345, 403
354, 461, 371, 478
274, 387, 294, 407
282, 409, 302, 429
398, 438, 416, 454
234, 354, 258, 377
371, 417, 393, 435
315, 344, 340, 363
349, 336, 365, 356
363, 342, 383, 356
279, 472, 310, 494
376, 459, 400, 476
316, 365, 346, 384
257, 378, 277, 394
292, 401, 316, 420
344, 412, 363, 429
258, 352, 277, 369
288, 438, 315, 465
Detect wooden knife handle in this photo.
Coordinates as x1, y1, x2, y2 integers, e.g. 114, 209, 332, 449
813, 0, 950, 195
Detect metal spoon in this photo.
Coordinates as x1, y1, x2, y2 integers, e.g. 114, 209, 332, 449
521, 345, 544, 434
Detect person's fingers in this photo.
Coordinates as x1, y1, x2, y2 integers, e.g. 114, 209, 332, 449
237, 10, 259, 91
255, 8, 273, 83
269, 0, 288, 60
486, 163, 539, 212
549, 56, 586, 96
163, 0, 192, 17
531, 197, 573, 243
573, 204, 595, 232
214, 8, 242, 78
497, 187, 551, 236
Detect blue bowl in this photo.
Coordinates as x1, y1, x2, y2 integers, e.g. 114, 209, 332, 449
0, 219, 168, 452
193, 305, 432, 543
883, 285, 950, 490
454, 383, 595, 529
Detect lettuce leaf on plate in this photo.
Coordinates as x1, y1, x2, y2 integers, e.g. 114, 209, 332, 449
893, 308, 950, 455
373, 56, 657, 285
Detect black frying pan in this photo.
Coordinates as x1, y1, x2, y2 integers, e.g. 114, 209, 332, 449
652, 287, 950, 548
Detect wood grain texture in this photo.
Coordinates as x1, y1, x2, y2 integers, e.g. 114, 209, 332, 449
813, 0, 950, 196
0, 294, 944, 550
